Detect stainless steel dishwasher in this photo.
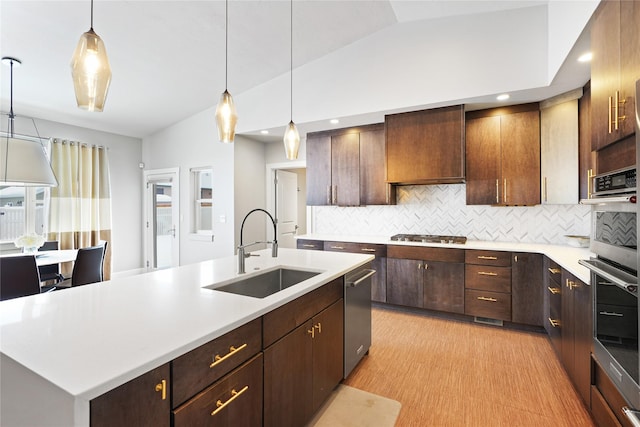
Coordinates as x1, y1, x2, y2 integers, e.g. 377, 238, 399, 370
344, 262, 376, 378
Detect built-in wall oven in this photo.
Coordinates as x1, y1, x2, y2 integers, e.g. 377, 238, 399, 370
579, 79, 640, 424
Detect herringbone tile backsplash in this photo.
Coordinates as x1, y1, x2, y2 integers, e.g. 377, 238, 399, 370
311, 184, 591, 244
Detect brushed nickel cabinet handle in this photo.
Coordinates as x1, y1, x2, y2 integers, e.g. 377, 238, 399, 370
211, 386, 249, 416
302, 244, 316, 248
326, 186, 331, 204
477, 256, 498, 260
361, 248, 376, 252
330, 246, 344, 250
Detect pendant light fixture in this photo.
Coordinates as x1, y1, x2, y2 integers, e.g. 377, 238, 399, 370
70, 0, 112, 112
215, 0, 238, 143
1, 57, 58, 187
283, 0, 300, 160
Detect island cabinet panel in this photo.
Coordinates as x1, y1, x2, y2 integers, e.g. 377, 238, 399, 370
324, 241, 387, 302
386, 245, 465, 313
171, 318, 262, 407
90, 363, 170, 427
466, 104, 541, 206
172, 354, 263, 427
385, 105, 465, 185
464, 249, 512, 321
511, 252, 543, 326
306, 124, 393, 206
263, 298, 344, 427
591, 0, 639, 151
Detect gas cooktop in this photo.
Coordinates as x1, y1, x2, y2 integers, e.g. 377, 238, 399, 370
390, 234, 467, 244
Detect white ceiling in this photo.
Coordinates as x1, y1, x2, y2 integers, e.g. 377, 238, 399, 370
0, 0, 594, 141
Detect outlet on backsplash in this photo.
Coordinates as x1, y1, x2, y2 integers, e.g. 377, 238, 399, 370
311, 184, 591, 245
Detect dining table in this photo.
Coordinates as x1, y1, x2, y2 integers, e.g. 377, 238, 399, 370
0, 249, 78, 266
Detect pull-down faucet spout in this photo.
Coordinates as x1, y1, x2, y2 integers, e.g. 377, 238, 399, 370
238, 208, 278, 274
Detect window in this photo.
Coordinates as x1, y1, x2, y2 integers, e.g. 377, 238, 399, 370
191, 167, 213, 236
0, 186, 48, 243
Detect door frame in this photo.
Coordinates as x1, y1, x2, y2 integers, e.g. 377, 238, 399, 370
143, 168, 180, 270
265, 161, 311, 239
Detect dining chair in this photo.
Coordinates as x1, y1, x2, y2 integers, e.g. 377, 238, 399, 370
38, 240, 65, 284
57, 242, 107, 289
0, 255, 42, 301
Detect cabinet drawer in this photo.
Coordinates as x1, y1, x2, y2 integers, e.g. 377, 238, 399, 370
465, 289, 511, 321
387, 245, 465, 263
594, 356, 636, 427
324, 241, 387, 258
297, 239, 324, 251
591, 385, 623, 427
465, 265, 511, 293
173, 353, 263, 427
263, 278, 342, 348
465, 250, 511, 266
172, 318, 262, 407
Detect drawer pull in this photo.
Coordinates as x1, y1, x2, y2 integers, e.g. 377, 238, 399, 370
547, 286, 561, 295
477, 296, 498, 302
547, 267, 561, 274
308, 328, 315, 338
548, 318, 560, 328
361, 248, 376, 252
330, 246, 344, 250
478, 271, 498, 276
211, 385, 249, 416
154, 379, 167, 400
315, 322, 322, 333
210, 343, 248, 368
302, 244, 316, 248
477, 256, 498, 260
599, 311, 624, 317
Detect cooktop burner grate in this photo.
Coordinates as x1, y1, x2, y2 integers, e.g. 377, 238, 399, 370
390, 234, 467, 244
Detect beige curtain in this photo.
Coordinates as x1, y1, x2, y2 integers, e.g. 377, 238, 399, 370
47, 139, 112, 279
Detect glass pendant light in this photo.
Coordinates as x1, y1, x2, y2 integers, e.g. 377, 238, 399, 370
70, 0, 112, 112
283, 0, 300, 160
1, 57, 58, 187
215, 0, 238, 143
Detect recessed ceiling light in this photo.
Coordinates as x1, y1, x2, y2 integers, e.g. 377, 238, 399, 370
578, 52, 592, 63
330, 119, 339, 124
496, 94, 510, 101
260, 130, 269, 135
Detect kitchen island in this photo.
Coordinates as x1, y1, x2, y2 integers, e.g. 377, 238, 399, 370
0, 248, 373, 426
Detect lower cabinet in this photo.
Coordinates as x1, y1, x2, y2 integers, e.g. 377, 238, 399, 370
386, 245, 465, 314
90, 363, 171, 427
543, 257, 563, 355
592, 356, 635, 427
511, 252, 543, 326
464, 250, 512, 321
172, 354, 263, 426
263, 298, 344, 427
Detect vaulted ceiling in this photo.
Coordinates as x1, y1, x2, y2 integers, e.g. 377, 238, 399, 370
0, 1, 597, 141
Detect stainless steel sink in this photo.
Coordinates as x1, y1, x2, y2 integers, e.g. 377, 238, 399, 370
206, 268, 321, 298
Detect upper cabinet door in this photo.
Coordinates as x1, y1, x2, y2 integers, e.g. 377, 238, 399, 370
465, 115, 501, 205
331, 132, 360, 206
306, 135, 332, 206
359, 127, 390, 205
386, 105, 465, 185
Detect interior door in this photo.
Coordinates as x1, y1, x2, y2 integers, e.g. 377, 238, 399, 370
275, 170, 298, 249
144, 169, 179, 270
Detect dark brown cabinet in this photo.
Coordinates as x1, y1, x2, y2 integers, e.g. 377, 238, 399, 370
511, 252, 543, 326
466, 104, 541, 206
263, 279, 344, 427
464, 250, 512, 321
90, 363, 171, 427
324, 240, 387, 303
591, 0, 640, 151
544, 257, 563, 357
385, 105, 465, 185
387, 245, 465, 313
296, 238, 324, 251
561, 270, 592, 407
306, 124, 393, 206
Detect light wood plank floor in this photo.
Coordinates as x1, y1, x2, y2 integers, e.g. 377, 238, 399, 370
343, 306, 596, 427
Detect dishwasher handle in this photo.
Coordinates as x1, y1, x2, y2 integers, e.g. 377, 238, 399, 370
347, 269, 376, 287
623, 407, 640, 427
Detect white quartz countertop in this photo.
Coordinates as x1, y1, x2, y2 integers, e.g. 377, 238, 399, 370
0, 248, 373, 401
298, 234, 595, 283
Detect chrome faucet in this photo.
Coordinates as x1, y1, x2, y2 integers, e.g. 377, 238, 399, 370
238, 208, 278, 274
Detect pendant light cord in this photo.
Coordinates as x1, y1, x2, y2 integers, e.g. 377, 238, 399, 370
290, 0, 293, 121
225, 0, 228, 90
8, 59, 14, 136
90, 0, 94, 30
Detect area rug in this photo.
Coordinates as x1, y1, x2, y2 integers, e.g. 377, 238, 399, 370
307, 385, 401, 427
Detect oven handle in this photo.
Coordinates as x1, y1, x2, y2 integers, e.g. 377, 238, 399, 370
578, 259, 638, 294
623, 407, 640, 427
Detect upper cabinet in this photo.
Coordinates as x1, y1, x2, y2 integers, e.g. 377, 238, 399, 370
465, 104, 541, 206
306, 124, 394, 206
540, 90, 580, 204
591, 0, 639, 151
385, 105, 465, 185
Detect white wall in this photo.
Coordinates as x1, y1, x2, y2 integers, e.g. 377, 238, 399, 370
23, 117, 143, 273
142, 107, 235, 265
